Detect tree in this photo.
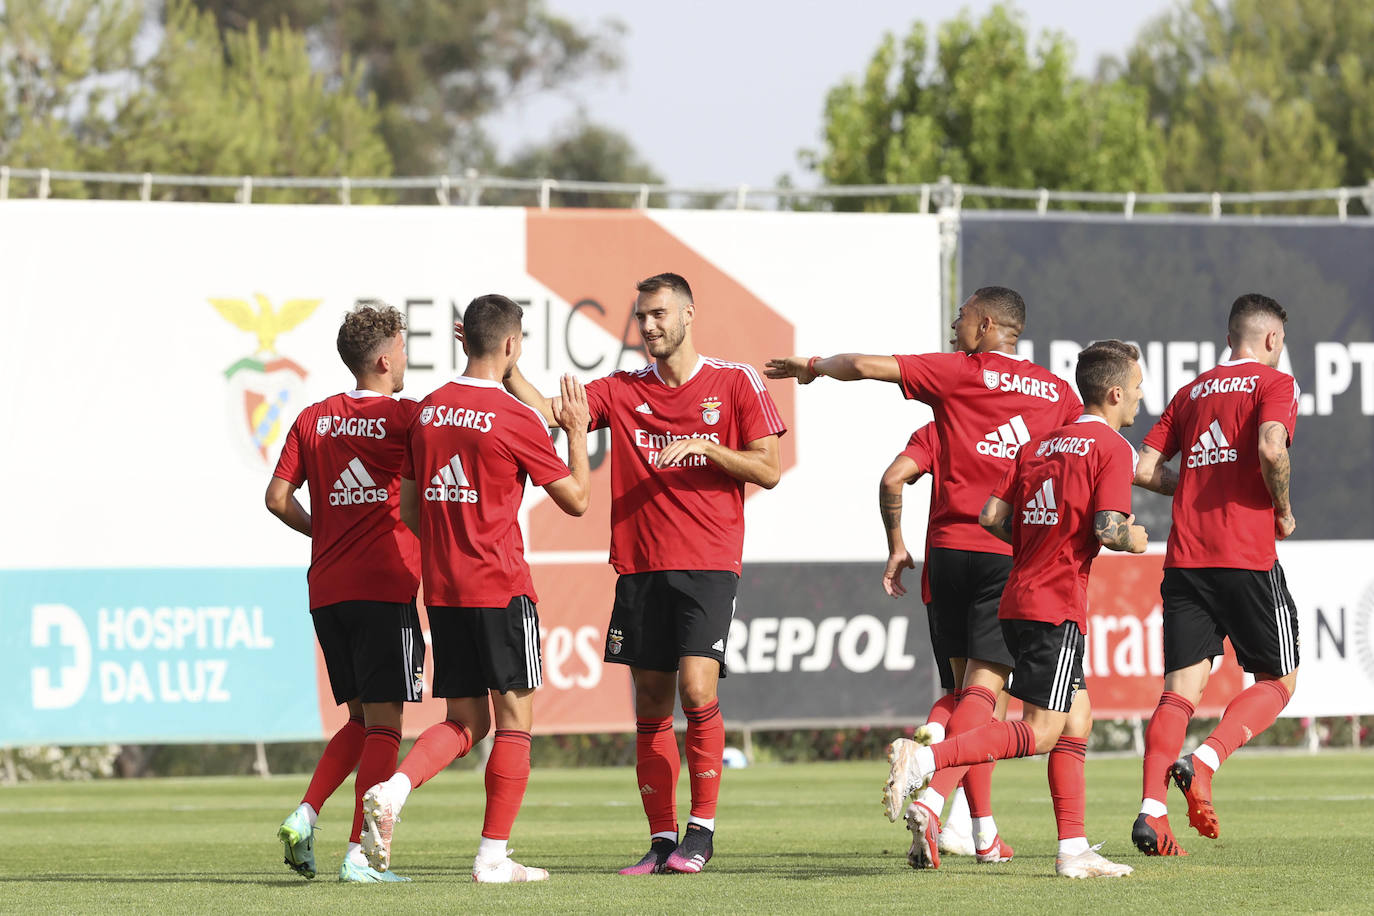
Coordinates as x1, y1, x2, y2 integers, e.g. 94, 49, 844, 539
1, 0, 392, 201
188, 0, 624, 176
1113, 0, 1363, 197
807, 4, 1162, 211
498, 116, 662, 208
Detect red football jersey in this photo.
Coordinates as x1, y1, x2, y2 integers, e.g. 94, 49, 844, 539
586, 357, 787, 574
404, 377, 570, 607
1143, 358, 1299, 570
897, 351, 1084, 555
993, 415, 1137, 632
273, 391, 421, 610
898, 424, 939, 605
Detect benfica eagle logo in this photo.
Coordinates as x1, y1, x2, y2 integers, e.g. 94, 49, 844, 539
209, 293, 322, 465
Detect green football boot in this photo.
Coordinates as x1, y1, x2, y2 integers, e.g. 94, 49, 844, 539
277, 809, 316, 879
339, 858, 412, 883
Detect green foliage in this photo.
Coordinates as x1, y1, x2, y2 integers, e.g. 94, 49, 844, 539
189, 0, 624, 175
809, 4, 1161, 211
1115, 0, 1354, 202
496, 116, 663, 207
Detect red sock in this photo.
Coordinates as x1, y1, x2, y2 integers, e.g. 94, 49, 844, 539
684, 701, 724, 820
398, 719, 473, 789
1048, 736, 1087, 839
925, 693, 960, 730
301, 715, 364, 814
482, 730, 532, 840
963, 760, 996, 818
1142, 692, 1194, 803
927, 685, 998, 799
933, 719, 1036, 769
1204, 680, 1291, 767
636, 716, 679, 835
351, 726, 400, 842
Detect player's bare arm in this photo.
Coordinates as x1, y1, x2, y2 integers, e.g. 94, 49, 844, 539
880, 454, 922, 597
1094, 510, 1148, 554
764, 354, 902, 385
979, 494, 1014, 545
1258, 419, 1296, 539
399, 478, 419, 534
545, 374, 592, 516
1133, 446, 1179, 496
265, 476, 312, 536
655, 433, 781, 488
456, 319, 560, 426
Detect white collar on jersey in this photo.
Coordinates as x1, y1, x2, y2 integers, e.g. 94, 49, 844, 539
449, 375, 503, 389
1217, 357, 1258, 367
1074, 413, 1110, 426
983, 349, 1029, 362
651, 355, 705, 385
344, 388, 387, 399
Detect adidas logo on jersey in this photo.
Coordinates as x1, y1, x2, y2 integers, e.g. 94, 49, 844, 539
976, 415, 1031, 458
635, 402, 654, 414
1022, 478, 1060, 525
424, 454, 480, 503
1187, 420, 1238, 468
328, 457, 388, 506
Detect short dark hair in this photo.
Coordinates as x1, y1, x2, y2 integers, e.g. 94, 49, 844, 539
1076, 339, 1140, 407
970, 286, 1026, 334
1228, 293, 1287, 340
636, 272, 693, 303
463, 294, 524, 357
337, 301, 405, 374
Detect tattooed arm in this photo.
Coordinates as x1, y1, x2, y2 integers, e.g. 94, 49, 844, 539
980, 495, 1014, 545
1134, 446, 1179, 496
1094, 510, 1148, 553
1258, 420, 1297, 540
879, 455, 922, 597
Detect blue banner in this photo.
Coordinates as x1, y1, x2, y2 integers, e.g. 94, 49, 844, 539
0, 568, 320, 746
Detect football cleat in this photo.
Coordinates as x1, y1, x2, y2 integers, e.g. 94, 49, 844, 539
473, 854, 550, 883
618, 837, 678, 875
975, 833, 1014, 864
1170, 754, 1220, 839
1131, 812, 1188, 856
912, 722, 946, 746
883, 738, 932, 822
1056, 844, 1134, 879
937, 818, 977, 857
277, 808, 316, 879
904, 801, 942, 870
663, 824, 714, 874
339, 859, 411, 883
360, 782, 403, 872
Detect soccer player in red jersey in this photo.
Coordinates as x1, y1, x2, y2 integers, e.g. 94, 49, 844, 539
768, 286, 1083, 867
881, 340, 1148, 879
359, 294, 591, 884
266, 302, 425, 883
879, 425, 977, 859
1130, 294, 1300, 857
493, 272, 786, 875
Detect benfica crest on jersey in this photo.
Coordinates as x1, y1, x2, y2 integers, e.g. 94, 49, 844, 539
700, 397, 723, 426
983, 369, 1001, 390
210, 293, 322, 466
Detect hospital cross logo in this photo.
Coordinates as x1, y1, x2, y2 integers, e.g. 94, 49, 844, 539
210, 293, 322, 466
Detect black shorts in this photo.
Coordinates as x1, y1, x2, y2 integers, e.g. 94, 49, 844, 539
428, 596, 543, 698
605, 570, 738, 676
1001, 618, 1085, 713
926, 547, 1015, 669
1161, 564, 1299, 677
927, 604, 956, 690
311, 599, 425, 705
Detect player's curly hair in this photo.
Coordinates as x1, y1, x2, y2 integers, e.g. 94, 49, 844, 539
337, 300, 406, 375
1076, 339, 1140, 407
970, 286, 1026, 334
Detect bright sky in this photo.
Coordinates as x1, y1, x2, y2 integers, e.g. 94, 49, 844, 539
485, 0, 1170, 188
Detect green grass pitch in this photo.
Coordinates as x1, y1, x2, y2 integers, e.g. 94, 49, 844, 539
4, 752, 1371, 914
